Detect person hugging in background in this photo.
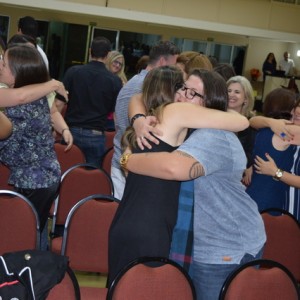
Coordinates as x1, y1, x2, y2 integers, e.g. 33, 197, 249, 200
246, 88, 297, 213
250, 89, 300, 220
0, 44, 61, 250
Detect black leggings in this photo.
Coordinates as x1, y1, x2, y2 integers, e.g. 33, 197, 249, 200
16, 181, 60, 231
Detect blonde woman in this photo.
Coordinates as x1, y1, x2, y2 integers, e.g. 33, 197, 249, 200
106, 51, 127, 130
106, 50, 127, 85
227, 75, 256, 183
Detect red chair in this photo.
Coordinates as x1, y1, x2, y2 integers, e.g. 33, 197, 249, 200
51, 194, 120, 299
0, 163, 13, 190
105, 130, 115, 150
107, 256, 196, 300
219, 259, 300, 300
260, 208, 300, 283
0, 190, 40, 254
47, 266, 80, 300
50, 163, 114, 239
54, 143, 85, 174
101, 147, 114, 175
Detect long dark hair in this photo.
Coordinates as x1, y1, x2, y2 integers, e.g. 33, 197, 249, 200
122, 65, 184, 150
6, 44, 49, 88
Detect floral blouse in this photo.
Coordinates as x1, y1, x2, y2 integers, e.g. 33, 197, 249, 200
0, 96, 60, 189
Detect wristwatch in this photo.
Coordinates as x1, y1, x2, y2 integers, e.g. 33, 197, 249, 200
273, 168, 284, 181
120, 153, 131, 170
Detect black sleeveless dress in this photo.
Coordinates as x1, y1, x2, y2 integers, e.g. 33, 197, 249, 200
108, 138, 180, 284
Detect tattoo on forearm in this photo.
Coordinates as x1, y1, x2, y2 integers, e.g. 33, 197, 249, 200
175, 150, 204, 179
189, 162, 204, 179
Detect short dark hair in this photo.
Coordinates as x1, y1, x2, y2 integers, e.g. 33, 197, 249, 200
148, 41, 180, 65
6, 44, 49, 88
189, 69, 228, 111
90, 37, 111, 59
17, 16, 38, 39
263, 88, 296, 120
214, 63, 236, 82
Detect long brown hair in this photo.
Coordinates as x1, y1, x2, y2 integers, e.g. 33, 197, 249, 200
122, 65, 183, 150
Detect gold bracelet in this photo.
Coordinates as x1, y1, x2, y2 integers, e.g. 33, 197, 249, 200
120, 153, 132, 170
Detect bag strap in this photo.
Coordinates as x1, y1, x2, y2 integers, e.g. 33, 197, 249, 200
0, 256, 13, 276
18, 266, 36, 300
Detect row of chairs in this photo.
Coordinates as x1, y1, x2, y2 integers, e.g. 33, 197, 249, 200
0, 190, 195, 299
54, 143, 114, 175
49, 162, 114, 239
47, 257, 300, 300
51, 194, 120, 299
0, 142, 114, 191
0, 190, 299, 299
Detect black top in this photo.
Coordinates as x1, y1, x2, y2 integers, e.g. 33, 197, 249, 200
262, 61, 276, 79
63, 61, 122, 131
238, 126, 257, 168
108, 137, 180, 284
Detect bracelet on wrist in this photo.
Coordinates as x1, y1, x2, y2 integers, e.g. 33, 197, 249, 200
130, 113, 146, 127
61, 128, 70, 135
120, 153, 132, 170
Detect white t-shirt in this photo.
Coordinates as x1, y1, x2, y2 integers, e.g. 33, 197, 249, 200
37, 45, 49, 70
279, 58, 295, 75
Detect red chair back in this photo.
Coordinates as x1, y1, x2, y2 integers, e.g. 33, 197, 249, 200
0, 190, 40, 254
261, 208, 300, 282
220, 259, 300, 300
0, 164, 13, 190
59, 195, 119, 274
54, 143, 85, 174
107, 257, 196, 300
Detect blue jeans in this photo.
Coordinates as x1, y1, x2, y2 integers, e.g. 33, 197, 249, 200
70, 127, 106, 167
193, 248, 264, 300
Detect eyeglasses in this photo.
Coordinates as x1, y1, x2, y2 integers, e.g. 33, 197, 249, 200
112, 60, 123, 67
176, 83, 204, 100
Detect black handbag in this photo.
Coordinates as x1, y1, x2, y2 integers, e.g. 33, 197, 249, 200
0, 255, 34, 299
1, 250, 69, 300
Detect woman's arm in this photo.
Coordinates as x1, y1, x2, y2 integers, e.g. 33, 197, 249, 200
165, 103, 249, 132
129, 94, 162, 149
0, 79, 68, 107
123, 150, 203, 181
249, 116, 293, 139
254, 153, 300, 188
50, 103, 73, 151
0, 111, 12, 139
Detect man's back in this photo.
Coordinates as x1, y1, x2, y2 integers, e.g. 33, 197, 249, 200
59, 36, 122, 167
64, 60, 122, 131
112, 69, 148, 167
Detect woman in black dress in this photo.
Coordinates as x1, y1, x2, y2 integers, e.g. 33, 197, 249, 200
108, 66, 249, 284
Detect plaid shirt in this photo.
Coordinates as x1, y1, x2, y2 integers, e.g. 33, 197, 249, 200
169, 180, 194, 278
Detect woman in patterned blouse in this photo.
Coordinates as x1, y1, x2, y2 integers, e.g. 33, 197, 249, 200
0, 44, 61, 245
